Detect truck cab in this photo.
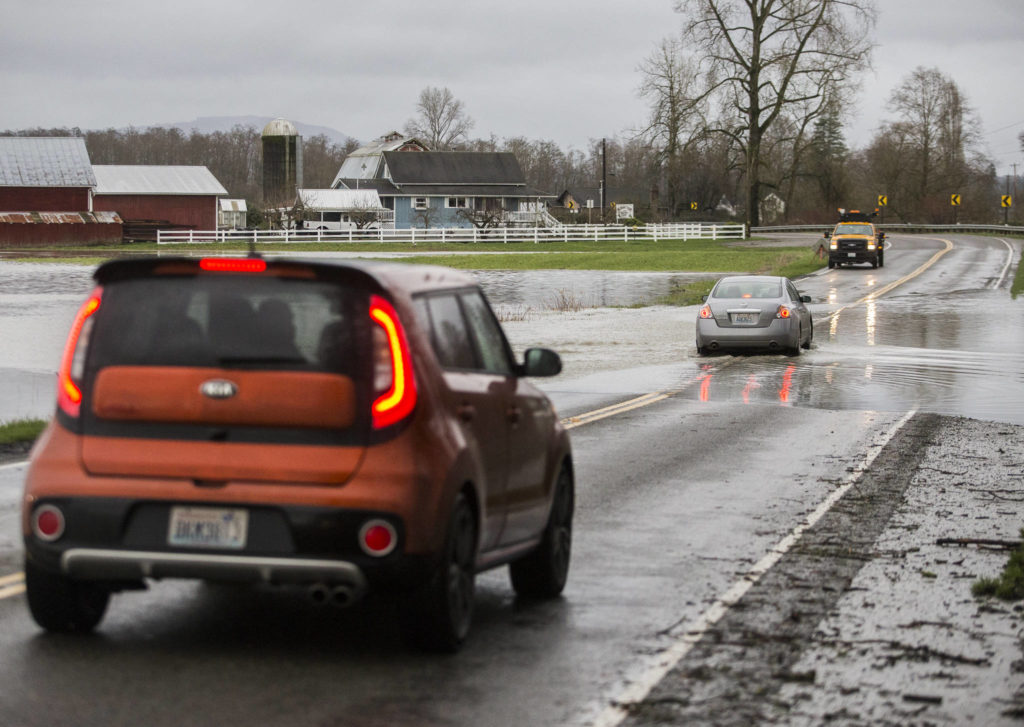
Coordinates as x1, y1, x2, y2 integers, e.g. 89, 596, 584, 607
825, 209, 885, 269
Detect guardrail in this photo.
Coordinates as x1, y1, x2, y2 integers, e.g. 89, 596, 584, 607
156, 222, 748, 245
753, 223, 1024, 236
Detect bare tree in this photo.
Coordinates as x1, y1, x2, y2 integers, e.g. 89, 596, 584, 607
405, 87, 475, 151
348, 197, 384, 229
671, 0, 876, 227
411, 205, 441, 229
638, 37, 705, 216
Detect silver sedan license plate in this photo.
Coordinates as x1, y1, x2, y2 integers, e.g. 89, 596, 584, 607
731, 312, 758, 325
168, 506, 249, 549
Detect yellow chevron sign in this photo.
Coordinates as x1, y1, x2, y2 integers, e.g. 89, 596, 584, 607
951, 194, 961, 206
877, 195, 887, 206
1002, 195, 1012, 208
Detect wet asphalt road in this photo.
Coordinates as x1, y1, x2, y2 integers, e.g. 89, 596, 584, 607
0, 233, 1021, 726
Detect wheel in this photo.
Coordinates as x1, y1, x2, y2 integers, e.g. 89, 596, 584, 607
827, 258, 835, 269
24, 558, 109, 633
879, 252, 885, 267
400, 492, 477, 653
788, 326, 802, 356
510, 466, 574, 598
871, 257, 878, 268
696, 340, 709, 356
802, 320, 813, 349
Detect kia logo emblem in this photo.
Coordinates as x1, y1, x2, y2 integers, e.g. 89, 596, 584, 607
200, 379, 238, 399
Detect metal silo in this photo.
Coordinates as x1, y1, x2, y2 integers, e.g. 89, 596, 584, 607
261, 118, 303, 205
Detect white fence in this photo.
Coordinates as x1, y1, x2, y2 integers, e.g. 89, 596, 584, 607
156, 222, 747, 245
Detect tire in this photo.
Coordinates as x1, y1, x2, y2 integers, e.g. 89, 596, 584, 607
400, 492, 477, 653
696, 341, 709, 356
827, 258, 835, 269
788, 326, 802, 356
879, 252, 885, 267
509, 466, 574, 598
24, 558, 109, 633
802, 320, 813, 349
871, 257, 878, 268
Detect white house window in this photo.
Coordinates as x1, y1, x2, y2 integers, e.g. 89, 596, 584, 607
446, 197, 469, 209
413, 197, 429, 210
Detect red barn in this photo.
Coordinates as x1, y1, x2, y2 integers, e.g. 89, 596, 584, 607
0, 137, 122, 246
0, 137, 96, 211
92, 165, 227, 232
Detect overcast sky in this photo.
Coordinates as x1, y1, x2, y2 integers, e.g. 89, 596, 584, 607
3, 0, 1023, 174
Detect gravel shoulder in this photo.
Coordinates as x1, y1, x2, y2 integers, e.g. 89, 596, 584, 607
618, 413, 1024, 726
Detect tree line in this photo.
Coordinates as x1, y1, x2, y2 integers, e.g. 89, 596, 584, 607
3, 0, 1014, 228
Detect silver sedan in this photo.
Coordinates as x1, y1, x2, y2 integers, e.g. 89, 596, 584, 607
695, 275, 813, 356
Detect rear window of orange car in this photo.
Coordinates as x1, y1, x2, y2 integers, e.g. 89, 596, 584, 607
87, 275, 366, 374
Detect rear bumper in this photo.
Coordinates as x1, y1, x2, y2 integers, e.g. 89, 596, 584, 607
60, 548, 367, 593
23, 496, 433, 592
696, 318, 799, 351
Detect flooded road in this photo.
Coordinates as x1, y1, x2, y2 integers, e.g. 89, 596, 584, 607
1, 233, 1022, 427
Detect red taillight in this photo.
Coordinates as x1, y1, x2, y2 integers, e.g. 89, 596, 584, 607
199, 258, 267, 273
57, 288, 103, 418
369, 295, 417, 429
698, 304, 713, 319
359, 519, 397, 557
33, 505, 65, 542
776, 305, 792, 319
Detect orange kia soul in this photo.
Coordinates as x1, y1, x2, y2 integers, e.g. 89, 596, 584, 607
22, 256, 573, 652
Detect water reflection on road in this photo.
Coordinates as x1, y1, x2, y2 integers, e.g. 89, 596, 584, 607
689, 288, 1024, 425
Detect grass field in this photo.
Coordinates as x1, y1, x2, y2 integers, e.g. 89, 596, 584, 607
0, 418, 47, 445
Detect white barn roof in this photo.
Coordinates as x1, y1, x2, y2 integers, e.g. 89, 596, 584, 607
0, 137, 96, 188
93, 165, 227, 196
219, 198, 248, 212
299, 188, 383, 210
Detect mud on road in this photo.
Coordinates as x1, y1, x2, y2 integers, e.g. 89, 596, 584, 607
618, 414, 1024, 726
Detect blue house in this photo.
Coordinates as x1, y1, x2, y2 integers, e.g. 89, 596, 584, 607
332, 147, 553, 229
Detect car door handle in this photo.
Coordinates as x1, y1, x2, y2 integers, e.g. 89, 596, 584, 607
457, 404, 475, 422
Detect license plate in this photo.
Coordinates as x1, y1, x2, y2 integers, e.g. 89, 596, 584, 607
168, 506, 248, 549
847, 252, 856, 257
731, 312, 758, 325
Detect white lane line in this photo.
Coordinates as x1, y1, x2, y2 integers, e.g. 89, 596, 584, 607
590, 408, 918, 727
993, 238, 1015, 289
0, 461, 27, 472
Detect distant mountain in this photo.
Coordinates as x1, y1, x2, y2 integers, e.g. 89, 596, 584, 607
152, 116, 355, 145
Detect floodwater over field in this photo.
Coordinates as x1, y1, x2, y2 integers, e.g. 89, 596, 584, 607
2, 259, 1023, 427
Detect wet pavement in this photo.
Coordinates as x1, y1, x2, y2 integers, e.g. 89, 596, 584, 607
0, 236, 1022, 725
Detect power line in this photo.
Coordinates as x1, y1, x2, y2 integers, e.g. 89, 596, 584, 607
985, 118, 1024, 136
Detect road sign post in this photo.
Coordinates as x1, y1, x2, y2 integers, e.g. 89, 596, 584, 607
878, 195, 887, 225
951, 193, 961, 224
1002, 195, 1012, 225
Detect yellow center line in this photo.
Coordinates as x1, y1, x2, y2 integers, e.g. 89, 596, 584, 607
0, 572, 25, 587
0, 583, 25, 600
829, 237, 954, 322
560, 360, 739, 431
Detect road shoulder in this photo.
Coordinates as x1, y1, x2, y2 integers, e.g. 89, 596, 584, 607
618, 414, 1024, 725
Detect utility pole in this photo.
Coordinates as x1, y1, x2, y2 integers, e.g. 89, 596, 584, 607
1014, 163, 1018, 225
600, 138, 607, 223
